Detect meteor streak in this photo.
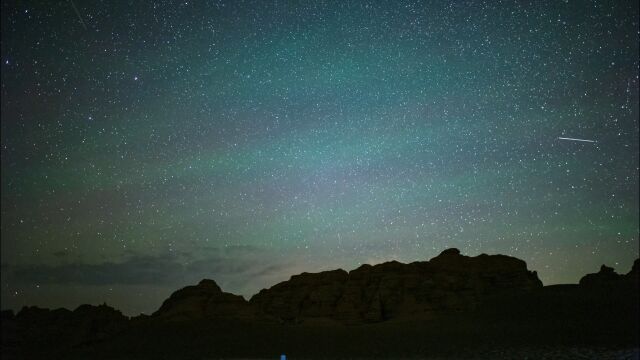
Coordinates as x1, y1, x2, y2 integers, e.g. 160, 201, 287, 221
558, 137, 596, 143
68, 0, 87, 30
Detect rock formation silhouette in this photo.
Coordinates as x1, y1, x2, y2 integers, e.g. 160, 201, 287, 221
152, 279, 254, 321
2, 249, 638, 360
579, 259, 639, 287
250, 248, 542, 323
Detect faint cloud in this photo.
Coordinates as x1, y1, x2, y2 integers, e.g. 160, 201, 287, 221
9, 254, 183, 285
5, 247, 300, 297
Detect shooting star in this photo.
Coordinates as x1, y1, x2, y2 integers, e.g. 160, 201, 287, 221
68, 0, 87, 30
558, 137, 596, 143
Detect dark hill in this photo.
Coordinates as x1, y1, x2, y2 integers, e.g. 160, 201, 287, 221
152, 279, 255, 321
2, 249, 638, 359
249, 248, 542, 323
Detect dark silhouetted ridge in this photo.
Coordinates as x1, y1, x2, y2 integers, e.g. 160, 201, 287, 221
2, 249, 638, 360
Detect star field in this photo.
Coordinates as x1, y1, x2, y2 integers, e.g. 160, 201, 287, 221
1, 0, 638, 315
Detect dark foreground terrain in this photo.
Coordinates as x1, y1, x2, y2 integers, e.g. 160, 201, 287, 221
2, 249, 638, 359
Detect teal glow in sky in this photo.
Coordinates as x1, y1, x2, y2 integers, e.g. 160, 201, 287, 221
1, 0, 638, 315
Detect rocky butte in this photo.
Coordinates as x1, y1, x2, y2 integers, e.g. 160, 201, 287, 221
148, 248, 543, 324
248, 248, 543, 323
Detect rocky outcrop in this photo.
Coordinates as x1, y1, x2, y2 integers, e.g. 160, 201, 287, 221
2, 303, 128, 354
579, 265, 621, 286
250, 269, 348, 321
250, 248, 542, 323
130, 313, 151, 323
152, 279, 253, 321
71, 303, 129, 342
579, 260, 640, 288
156, 248, 544, 324
625, 259, 639, 283
15, 306, 73, 325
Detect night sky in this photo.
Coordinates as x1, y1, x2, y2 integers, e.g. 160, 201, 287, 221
1, 0, 638, 316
